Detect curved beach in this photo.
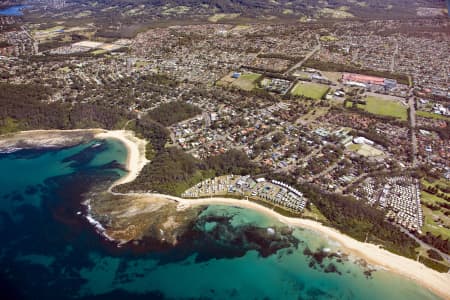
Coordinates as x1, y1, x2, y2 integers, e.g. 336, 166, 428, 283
173, 196, 450, 300
106, 131, 450, 300
94, 130, 149, 190
1, 129, 449, 299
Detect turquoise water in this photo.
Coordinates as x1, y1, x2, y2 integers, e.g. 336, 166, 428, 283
0, 139, 443, 300
0, 5, 29, 16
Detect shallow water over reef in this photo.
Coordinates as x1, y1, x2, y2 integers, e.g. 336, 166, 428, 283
0, 139, 442, 300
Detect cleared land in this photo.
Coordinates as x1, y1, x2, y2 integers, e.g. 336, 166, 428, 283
347, 143, 384, 157
299, 106, 330, 122
356, 96, 407, 120
291, 82, 329, 99
321, 71, 341, 83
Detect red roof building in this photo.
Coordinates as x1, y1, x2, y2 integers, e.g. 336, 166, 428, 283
342, 73, 385, 86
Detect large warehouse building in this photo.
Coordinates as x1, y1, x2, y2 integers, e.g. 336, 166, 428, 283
342, 73, 397, 89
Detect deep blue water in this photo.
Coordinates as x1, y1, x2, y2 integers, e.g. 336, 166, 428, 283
0, 5, 28, 16
0, 139, 443, 300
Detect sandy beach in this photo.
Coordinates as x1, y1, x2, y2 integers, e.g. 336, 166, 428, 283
94, 130, 149, 189
168, 196, 450, 299
0, 129, 148, 188
1, 129, 449, 299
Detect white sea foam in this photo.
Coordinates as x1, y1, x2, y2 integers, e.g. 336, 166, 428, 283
0, 147, 22, 154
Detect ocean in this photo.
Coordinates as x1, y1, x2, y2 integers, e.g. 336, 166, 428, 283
0, 138, 442, 300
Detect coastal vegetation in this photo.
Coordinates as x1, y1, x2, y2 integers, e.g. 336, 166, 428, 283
129, 116, 170, 157
0, 60, 447, 277
419, 256, 450, 273
0, 83, 130, 133
0, 83, 422, 262
115, 147, 210, 195
300, 184, 420, 258
115, 148, 260, 196
147, 101, 201, 126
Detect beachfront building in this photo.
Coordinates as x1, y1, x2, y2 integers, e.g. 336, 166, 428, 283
182, 175, 308, 213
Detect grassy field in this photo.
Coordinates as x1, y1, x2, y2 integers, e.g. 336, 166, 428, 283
422, 179, 450, 197
319, 7, 355, 18
420, 184, 450, 239
208, 13, 240, 22
291, 82, 329, 99
356, 96, 408, 120
162, 5, 190, 15
416, 110, 450, 121
319, 35, 339, 42
421, 205, 450, 238
231, 73, 262, 91
421, 191, 447, 206
302, 203, 329, 223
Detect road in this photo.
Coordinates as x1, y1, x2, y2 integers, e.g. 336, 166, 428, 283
299, 147, 321, 164
285, 36, 321, 75
395, 224, 450, 264
390, 41, 398, 73
309, 158, 342, 181
408, 92, 418, 167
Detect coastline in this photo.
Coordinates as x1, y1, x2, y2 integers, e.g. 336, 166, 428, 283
172, 196, 450, 300
94, 130, 149, 190
1, 129, 449, 299
0, 129, 103, 152
103, 131, 450, 299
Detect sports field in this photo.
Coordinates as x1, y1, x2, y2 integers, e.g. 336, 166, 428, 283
231, 73, 261, 91
291, 82, 329, 99
357, 96, 407, 120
